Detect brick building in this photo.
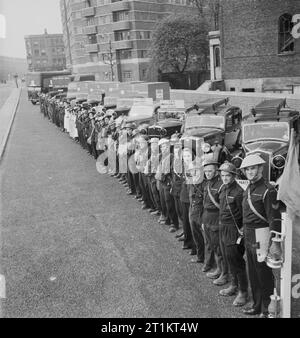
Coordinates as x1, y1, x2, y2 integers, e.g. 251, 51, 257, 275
209, 0, 300, 93
24, 30, 67, 72
59, 0, 195, 82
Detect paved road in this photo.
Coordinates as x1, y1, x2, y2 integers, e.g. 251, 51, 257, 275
0, 90, 246, 318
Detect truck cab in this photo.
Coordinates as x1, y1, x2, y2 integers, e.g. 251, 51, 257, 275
240, 98, 300, 184
182, 98, 242, 164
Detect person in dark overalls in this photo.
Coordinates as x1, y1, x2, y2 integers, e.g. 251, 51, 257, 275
202, 159, 223, 278
239, 154, 281, 318
217, 161, 248, 306
188, 164, 205, 263
170, 137, 183, 238
160, 138, 179, 232
180, 147, 196, 253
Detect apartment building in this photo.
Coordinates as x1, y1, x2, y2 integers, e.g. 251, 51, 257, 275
59, 0, 195, 82
24, 30, 67, 72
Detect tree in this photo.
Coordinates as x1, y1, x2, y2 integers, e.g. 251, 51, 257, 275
149, 14, 209, 74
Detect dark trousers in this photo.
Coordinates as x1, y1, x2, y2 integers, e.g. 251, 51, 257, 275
139, 173, 153, 208
133, 173, 141, 197
219, 224, 247, 289
246, 245, 274, 313
162, 184, 178, 227
202, 224, 219, 270
181, 201, 195, 248
189, 210, 205, 261
173, 195, 183, 225
91, 141, 98, 159
127, 171, 136, 193
149, 178, 161, 212
219, 229, 229, 277
158, 181, 167, 218
225, 244, 248, 292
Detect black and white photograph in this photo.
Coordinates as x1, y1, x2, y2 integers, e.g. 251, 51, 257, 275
0, 0, 300, 323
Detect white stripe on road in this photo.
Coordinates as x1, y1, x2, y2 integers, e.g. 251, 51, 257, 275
0, 274, 6, 299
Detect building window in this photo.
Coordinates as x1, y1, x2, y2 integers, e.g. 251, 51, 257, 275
88, 34, 97, 44
87, 17, 96, 26
123, 71, 132, 82
278, 13, 294, 53
138, 50, 148, 58
104, 71, 112, 80
214, 46, 220, 67
142, 69, 147, 78
90, 53, 98, 62
118, 49, 132, 59
113, 11, 129, 22
136, 31, 151, 39
114, 30, 131, 41
34, 49, 40, 56
242, 88, 255, 92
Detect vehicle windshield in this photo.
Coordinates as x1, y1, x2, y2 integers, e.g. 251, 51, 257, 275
129, 105, 154, 118
158, 110, 184, 121
243, 122, 289, 143
185, 115, 225, 130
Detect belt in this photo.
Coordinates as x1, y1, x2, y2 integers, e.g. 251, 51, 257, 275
244, 223, 268, 230
205, 209, 219, 213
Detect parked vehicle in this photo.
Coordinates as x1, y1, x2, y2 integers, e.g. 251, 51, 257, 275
145, 100, 185, 139
182, 98, 243, 163
238, 98, 300, 184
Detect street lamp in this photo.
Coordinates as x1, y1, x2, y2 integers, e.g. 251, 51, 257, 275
102, 40, 116, 81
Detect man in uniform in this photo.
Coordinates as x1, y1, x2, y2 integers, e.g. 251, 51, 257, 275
240, 154, 281, 317
188, 163, 205, 263
218, 162, 248, 306
202, 159, 224, 280
159, 138, 179, 232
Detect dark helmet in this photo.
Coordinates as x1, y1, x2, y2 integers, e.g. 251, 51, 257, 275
218, 161, 237, 175
203, 159, 219, 167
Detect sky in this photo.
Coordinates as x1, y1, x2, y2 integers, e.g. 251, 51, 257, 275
0, 0, 62, 59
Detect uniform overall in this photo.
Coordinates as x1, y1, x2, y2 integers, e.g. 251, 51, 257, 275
202, 175, 223, 272
243, 177, 281, 315
218, 180, 248, 293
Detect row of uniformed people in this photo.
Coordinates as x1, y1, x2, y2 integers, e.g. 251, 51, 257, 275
38, 94, 282, 318
105, 129, 281, 318
112, 137, 281, 318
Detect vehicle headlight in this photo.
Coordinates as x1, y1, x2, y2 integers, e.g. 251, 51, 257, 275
232, 156, 243, 169
271, 155, 285, 170
161, 128, 167, 137
201, 143, 211, 153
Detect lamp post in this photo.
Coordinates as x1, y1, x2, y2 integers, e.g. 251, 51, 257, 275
102, 40, 116, 81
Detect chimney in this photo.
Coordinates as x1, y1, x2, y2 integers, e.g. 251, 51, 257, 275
44, 28, 48, 35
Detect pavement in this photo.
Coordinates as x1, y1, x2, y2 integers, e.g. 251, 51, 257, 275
0, 86, 21, 162
0, 90, 247, 318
